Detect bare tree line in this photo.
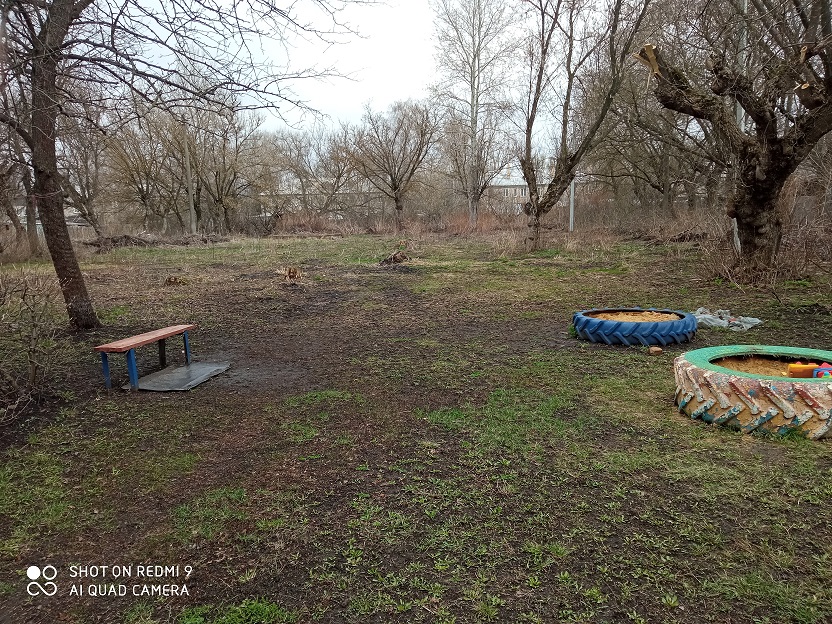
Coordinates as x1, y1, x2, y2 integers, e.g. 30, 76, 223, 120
2, 0, 832, 327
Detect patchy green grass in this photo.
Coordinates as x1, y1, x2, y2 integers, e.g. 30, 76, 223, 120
2, 234, 832, 624
175, 599, 299, 624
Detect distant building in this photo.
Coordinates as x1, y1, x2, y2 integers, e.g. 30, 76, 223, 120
1, 197, 91, 234
486, 166, 526, 214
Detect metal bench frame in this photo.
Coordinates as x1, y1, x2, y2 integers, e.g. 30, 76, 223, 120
94, 324, 195, 390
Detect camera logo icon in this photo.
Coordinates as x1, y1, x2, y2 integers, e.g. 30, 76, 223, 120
26, 565, 58, 596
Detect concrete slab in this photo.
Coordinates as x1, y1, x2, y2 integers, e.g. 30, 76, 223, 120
122, 362, 230, 391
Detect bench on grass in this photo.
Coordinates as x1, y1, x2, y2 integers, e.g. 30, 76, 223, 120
94, 324, 195, 390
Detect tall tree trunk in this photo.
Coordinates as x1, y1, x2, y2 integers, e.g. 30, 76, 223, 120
31, 56, 100, 329
3, 206, 25, 242
393, 195, 404, 233
525, 173, 572, 245
11, 137, 41, 256
223, 202, 233, 234
660, 153, 677, 219
683, 180, 698, 212
25, 176, 41, 257
1, 168, 25, 241
467, 195, 479, 231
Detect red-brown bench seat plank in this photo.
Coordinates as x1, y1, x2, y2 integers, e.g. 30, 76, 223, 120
94, 324, 196, 353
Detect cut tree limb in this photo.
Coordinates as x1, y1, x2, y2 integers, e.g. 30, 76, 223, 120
633, 45, 750, 152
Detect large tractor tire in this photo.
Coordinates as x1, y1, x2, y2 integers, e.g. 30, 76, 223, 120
674, 345, 832, 440
572, 308, 696, 346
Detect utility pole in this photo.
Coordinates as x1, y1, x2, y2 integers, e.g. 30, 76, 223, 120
731, 0, 748, 254
569, 177, 575, 232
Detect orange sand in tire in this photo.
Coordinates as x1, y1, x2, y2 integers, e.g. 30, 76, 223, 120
714, 356, 793, 377
587, 311, 682, 322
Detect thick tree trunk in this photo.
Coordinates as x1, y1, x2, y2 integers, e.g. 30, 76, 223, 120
728, 174, 786, 270
632, 44, 830, 272
526, 212, 542, 251
32, 57, 100, 329
35, 169, 100, 328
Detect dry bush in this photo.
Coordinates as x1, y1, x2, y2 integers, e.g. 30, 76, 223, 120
552, 228, 620, 253
486, 229, 523, 257
268, 212, 344, 234
697, 181, 832, 283
772, 218, 832, 278
0, 229, 36, 262
699, 216, 832, 284
442, 210, 524, 236
334, 220, 367, 236
0, 271, 70, 426
364, 216, 395, 235
445, 211, 471, 235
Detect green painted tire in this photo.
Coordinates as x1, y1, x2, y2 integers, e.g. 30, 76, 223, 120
674, 345, 832, 439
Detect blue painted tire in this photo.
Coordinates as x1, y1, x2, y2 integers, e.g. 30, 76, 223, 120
572, 308, 697, 346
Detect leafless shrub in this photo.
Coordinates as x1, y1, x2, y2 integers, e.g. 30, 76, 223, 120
0, 271, 69, 426
699, 216, 832, 285
771, 219, 832, 279
0, 229, 36, 262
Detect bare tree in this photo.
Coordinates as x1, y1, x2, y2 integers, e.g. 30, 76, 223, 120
804, 134, 832, 214
106, 108, 187, 232
58, 101, 108, 236
0, 161, 24, 245
1, 61, 41, 256
433, 0, 516, 229
351, 101, 441, 232
272, 124, 357, 221
189, 103, 265, 233
634, 0, 832, 270
0, 0, 374, 328
516, 0, 651, 249
590, 74, 732, 222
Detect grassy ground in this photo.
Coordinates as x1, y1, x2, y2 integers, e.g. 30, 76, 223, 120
1, 234, 832, 624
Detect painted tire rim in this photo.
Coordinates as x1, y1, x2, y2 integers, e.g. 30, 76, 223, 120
674, 345, 832, 439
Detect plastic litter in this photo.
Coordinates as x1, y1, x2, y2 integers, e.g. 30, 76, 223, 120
692, 307, 763, 331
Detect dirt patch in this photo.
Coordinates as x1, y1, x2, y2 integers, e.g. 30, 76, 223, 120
587, 310, 681, 322
4, 239, 832, 624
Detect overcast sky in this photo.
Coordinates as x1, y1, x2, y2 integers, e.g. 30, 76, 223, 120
274, 0, 437, 128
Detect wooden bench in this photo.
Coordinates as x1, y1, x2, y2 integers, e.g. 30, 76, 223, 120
94, 324, 195, 390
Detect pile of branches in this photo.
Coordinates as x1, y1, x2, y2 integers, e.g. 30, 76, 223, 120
83, 234, 160, 252
83, 233, 230, 253
175, 233, 230, 245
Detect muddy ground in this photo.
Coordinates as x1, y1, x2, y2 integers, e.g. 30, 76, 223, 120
2, 235, 832, 624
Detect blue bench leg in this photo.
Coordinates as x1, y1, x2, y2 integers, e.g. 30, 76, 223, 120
183, 331, 192, 364
126, 349, 139, 390
100, 353, 112, 389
